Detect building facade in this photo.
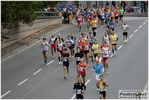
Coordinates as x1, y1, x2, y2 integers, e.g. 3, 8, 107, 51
58, 1, 142, 8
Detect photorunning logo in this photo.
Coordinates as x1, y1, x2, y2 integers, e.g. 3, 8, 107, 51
119, 90, 148, 99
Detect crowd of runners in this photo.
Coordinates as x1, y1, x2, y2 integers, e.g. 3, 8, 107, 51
41, 5, 130, 99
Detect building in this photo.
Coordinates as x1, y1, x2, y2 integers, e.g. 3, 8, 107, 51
58, 1, 142, 8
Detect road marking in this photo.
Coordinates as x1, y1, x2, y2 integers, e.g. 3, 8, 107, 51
144, 82, 148, 90
1, 90, 11, 98
129, 34, 133, 38
22, 64, 62, 99
33, 69, 42, 75
134, 29, 138, 33
47, 60, 54, 65
2, 26, 72, 62
118, 45, 123, 50
139, 26, 142, 28
70, 79, 91, 99
18, 79, 28, 86
99, 25, 106, 29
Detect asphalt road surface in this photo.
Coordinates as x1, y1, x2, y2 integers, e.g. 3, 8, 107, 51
1, 17, 148, 99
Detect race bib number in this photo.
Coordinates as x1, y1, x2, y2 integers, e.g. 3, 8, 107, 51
79, 67, 84, 72
93, 24, 97, 27
116, 14, 118, 16
76, 89, 81, 94
76, 57, 80, 61
63, 57, 67, 61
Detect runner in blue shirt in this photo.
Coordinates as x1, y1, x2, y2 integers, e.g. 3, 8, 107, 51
92, 60, 104, 91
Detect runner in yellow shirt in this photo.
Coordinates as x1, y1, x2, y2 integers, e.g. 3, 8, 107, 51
90, 17, 98, 38
92, 40, 100, 60
110, 31, 118, 57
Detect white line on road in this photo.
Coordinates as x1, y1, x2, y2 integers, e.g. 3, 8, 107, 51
1, 90, 11, 98
129, 34, 133, 38
118, 45, 123, 50
70, 79, 91, 99
139, 26, 142, 28
134, 29, 138, 33
33, 69, 42, 75
47, 60, 54, 65
144, 82, 148, 90
18, 79, 28, 86
99, 25, 106, 29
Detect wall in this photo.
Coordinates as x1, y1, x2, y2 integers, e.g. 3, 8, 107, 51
1, 17, 62, 49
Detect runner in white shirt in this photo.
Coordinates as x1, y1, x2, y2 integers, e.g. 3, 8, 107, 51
102, 32, 110, 46
66, 35, 74, 57
101, 41, 110, 74
57, 39, 64, 64
41, 38, 50, 65
121, 22, 129, 43
49, 34, 56, 58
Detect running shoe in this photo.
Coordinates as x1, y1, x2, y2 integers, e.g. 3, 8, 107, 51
64, 76, 66, 79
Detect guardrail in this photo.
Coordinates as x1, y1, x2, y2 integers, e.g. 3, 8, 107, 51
35, 12, 58, 16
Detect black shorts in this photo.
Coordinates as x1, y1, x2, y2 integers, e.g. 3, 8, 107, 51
94, 53, 98, 58
80, 51, 84, 55
84, 50, 89, 54
57, 49, 63, 55
98, 15, 101, 18
43, 50, 48, 54
63, 62, 69, 67
101, 18, 105, 21
78, 74, 86, 78
76, 94, 84, 99
115, 16, 119, 19
119, 15, 123, 18
112, 44, 117, 46
99, 91, 106, 98
92, 27, 97, 32
72, 44, 75, 48
123, 32, 128, 37
76, 61, 80, 65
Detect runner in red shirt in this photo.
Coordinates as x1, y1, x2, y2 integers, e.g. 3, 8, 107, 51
77, 58, 88, 84
77, 13, 83, 32
114, 9, 119, 26
77, 37, 85, 54
83, 39, 90, 65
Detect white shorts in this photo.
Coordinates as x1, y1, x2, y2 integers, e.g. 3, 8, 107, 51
95, 74, 101, 81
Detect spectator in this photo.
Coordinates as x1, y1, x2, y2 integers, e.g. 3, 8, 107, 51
63, 10, 68, 24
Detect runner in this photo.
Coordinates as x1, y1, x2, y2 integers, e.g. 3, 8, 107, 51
105, 16, 111, 36
102, 32, 110, 45
72, 76, 86, 99
89, 37, 95, 62
81, 33, 87, 41
98, 75, 108, 99
92, 40, 100, 60
109, 18, 115, 32
77, 58, 89, 84
90, 16, 98, 38
110, 9, 115, 20
57, 39, 64, 64
66, 35, 74, 57
110, 31, 118, 57
114, 8, 119, 26
101, 11, 105, 25
121, 22, 130, 43
49, 34, 56, 58
77, 13, 83, 32
70, 33, 76, 57
77, 37, 85, 54
83, 39, 90, 65
119, 7, 124, 24
92, 60, 104, 91
87, 32, 93, 41
101, 41, 110, 74
95, 53, 102, 65
75, 48, 84, 73
62, 48, 71, 79
41, 38, 50, 64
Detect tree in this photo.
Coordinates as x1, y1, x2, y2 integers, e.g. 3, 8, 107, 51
1, 1, 60, 36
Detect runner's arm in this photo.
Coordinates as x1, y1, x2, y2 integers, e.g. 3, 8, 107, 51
104, 80, 108, 87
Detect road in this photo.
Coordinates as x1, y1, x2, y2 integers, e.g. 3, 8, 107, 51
1, 17, 148, 99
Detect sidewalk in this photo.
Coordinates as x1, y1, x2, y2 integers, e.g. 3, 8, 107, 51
1, 23, 73, 61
